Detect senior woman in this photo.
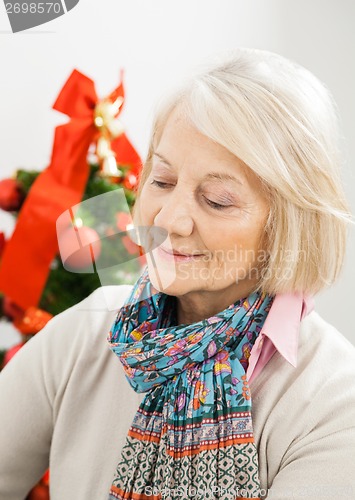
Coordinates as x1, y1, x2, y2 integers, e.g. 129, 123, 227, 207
1, 48, 355, 500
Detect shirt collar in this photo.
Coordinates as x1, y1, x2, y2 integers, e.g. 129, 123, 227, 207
260, 292, 315, 367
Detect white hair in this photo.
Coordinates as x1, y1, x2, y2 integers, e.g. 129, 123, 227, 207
134, 48, 354, 295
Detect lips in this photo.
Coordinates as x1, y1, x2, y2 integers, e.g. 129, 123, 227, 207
160, 246, 204, 257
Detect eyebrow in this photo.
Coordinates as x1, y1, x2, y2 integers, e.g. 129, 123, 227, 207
152, 152, 244, 185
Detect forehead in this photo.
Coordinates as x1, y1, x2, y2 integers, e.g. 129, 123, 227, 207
153, 106, 250, 185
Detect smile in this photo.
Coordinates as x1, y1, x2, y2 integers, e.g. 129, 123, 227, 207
155, 246, 205, 262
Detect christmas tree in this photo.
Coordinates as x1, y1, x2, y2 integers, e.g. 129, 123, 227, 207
0, 69, 144, 499
0, 162, 142, 363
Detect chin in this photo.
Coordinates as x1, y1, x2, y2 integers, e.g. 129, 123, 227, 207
147, 268, 186, 297
146, 261, 193, 298
145, 254, 173, 292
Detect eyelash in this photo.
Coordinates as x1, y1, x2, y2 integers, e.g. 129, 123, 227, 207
150, 179, 233, 211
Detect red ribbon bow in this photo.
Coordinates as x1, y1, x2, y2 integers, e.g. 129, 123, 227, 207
0, 69, 141, 309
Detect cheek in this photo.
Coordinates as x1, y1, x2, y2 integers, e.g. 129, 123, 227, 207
211, 220, 260, 248
205, 219, 266, 264
232, 205, 269, 247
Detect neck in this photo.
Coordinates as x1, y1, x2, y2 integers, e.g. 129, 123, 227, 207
175, 282, 258, 325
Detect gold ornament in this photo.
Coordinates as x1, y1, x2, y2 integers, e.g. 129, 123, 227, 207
96, 136, 112, 158
94, 96, 125, 178
102, 156, 123, 177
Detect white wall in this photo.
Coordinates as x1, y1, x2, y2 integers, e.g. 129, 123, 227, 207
0, 0, 354, 347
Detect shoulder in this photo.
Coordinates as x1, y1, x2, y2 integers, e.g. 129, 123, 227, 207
0, 285, 134, 402
275, 310, 355, 398
277, 310, 355, 429
255, 310, 355, 498
299, 310, 355, 375
252, 310, 355, 493
297, 311, 355, 411
252, 310, 355, 440
60, 284, 133, 322
8, 284, 134, 376
256, 310, 355, 391
37, 284, 133, 344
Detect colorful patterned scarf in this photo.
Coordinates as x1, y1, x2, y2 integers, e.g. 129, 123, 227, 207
107, 267, 274, 500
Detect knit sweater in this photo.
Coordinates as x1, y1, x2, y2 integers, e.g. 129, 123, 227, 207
0, 285, 355, 500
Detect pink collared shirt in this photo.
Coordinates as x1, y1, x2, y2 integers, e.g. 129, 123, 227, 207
246, 293, 315, 384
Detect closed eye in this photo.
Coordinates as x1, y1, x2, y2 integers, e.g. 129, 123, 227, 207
151, 179, 234, 211
203, 196, 234, 211
150, 179, 173, 189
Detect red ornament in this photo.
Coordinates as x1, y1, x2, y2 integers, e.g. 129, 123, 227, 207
121, 235, 140, 255
58, 225, 102, 270
13, 307, 53, 335
120, 236, 146, 267
2, 342, 25, 368
115, 212, 146, 265
26, 484, 50, 500
116, 211, 133, 232
41, 469, 50, 486
123, 173, 138, 190
0, 178, 23, 211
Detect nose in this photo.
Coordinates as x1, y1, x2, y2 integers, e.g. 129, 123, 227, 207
153, 187, 194, 237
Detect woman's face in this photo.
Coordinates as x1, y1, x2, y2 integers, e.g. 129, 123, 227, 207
138, 106, 269, 303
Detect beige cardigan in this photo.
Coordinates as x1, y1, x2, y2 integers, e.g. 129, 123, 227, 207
0, 285, 355, 500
